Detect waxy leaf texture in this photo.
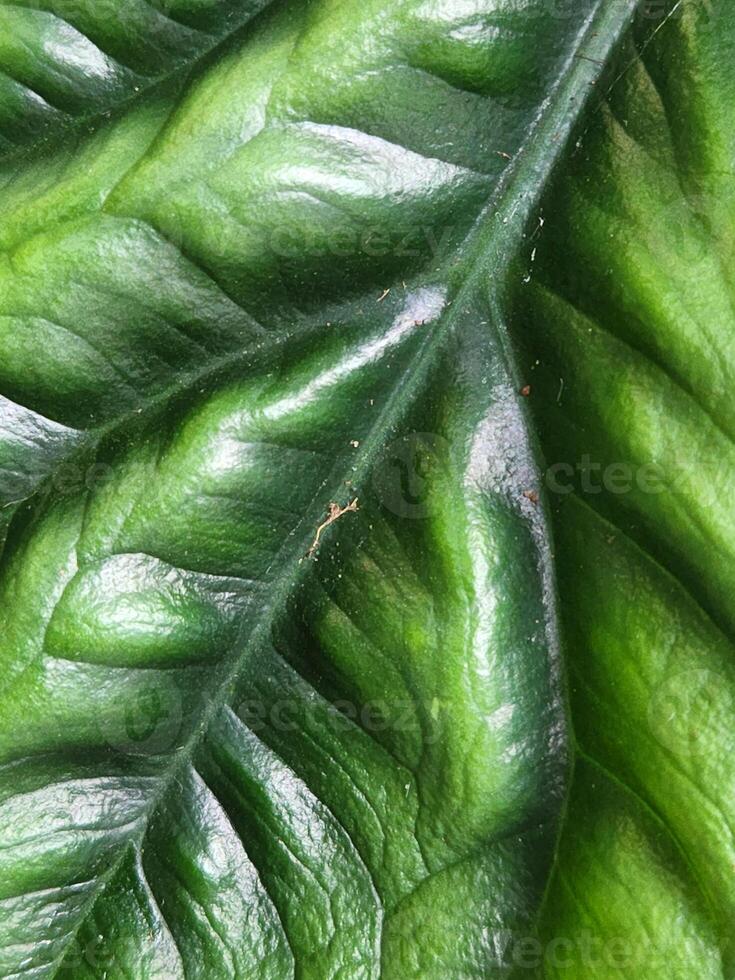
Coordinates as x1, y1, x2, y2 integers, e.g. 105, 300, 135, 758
0, 0, 731, 977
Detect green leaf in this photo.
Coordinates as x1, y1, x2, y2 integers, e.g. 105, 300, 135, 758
510, 1, 735, 974
0, 0, 272, 153
0, 0, 642, 976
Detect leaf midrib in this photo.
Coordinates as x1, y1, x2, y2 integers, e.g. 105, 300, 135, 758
0, 0, 633, 515
18, 0, 641, 971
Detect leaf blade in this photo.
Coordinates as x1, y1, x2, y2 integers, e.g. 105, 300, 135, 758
0, 0, 641, 974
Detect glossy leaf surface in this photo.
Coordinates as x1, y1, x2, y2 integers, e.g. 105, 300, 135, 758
0, 0, 642, 975
511, 2, 735, 975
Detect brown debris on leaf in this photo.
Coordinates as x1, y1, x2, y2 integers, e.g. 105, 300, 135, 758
304, 498, 359, 560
